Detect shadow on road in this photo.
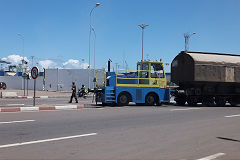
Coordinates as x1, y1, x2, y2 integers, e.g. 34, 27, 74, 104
217, 137, 240, 143
174, 103, 240, 108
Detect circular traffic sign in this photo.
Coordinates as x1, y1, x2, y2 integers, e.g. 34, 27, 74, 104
31, 67, 39, 79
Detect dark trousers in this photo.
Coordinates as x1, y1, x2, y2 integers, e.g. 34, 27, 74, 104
69, 93, 78, 103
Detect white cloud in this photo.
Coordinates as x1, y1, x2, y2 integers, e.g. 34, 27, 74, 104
63, 59, 89, 69
1, 54, 28, 64
81, 62, 89, 69
1, 55, 90, 70
63, 59, 80, 68
39, 60, 57, 69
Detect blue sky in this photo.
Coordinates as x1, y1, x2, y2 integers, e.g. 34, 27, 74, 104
1, 0, 240, 72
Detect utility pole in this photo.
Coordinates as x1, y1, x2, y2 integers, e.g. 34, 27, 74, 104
125, 60, 128, 71
88, 3, 100, 90
115, 63, 118, 73
184, 32, 196, 52
18, 33, 26, 96
31, 56, 34, 68
138, 24, 149, 62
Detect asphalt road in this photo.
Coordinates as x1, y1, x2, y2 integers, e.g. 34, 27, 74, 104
0, 105, 240, 160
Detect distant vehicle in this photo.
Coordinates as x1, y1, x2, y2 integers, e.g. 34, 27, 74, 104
0, 82, 7, 90
171, 51, 240, 106
95, 60, 170, 106
78, 88, 87, 99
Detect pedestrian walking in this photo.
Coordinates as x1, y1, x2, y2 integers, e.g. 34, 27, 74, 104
69, 82, 78, 103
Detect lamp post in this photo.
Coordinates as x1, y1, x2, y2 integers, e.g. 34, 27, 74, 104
30, 56, 34, 68
92, 27, 96, 71
184, 32, 196, 52
138, 24, 149, 62
88, 3, 100, 89
17, 33, 24, 61
17, 33, 26, 96
92, 27, 97, 88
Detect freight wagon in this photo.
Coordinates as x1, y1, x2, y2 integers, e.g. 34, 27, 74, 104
171, 51, 240, 106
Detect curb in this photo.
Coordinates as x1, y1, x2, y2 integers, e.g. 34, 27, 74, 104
0, 104, 84, 113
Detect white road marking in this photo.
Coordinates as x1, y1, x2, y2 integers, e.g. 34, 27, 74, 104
225, 114, 240, 118
0, 133, 97, 149
196, 153, 225, 160
171, 108, 201, 111
0, 120, 35, 124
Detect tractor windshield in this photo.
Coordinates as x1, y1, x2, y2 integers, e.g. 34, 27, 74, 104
150, 63, 164, 78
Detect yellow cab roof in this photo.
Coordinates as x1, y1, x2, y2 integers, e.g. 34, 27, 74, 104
137, 60, 164, 65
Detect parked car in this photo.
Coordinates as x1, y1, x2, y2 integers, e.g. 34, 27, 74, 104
0, 82, 6, 90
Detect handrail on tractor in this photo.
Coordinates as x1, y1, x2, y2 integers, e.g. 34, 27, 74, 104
115, 69, 166, 87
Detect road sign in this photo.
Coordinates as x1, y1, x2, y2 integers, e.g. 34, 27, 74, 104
31, 67, 39, 79
22, 72, 28, 79
31, 67, 38, 106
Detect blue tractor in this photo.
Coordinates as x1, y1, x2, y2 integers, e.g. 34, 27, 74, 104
95, 60, 170, 106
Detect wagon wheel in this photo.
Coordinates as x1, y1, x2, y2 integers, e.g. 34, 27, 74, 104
175, 96, 186, 106
187, 96, 197, 106
215, 96, 226, 107
202, 97, 214, 107
229, 98, 237, 107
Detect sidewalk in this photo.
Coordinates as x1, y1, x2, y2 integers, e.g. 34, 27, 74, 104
0, 89, 72, 98
0, 90, 98, 112
0, 98, 98, 113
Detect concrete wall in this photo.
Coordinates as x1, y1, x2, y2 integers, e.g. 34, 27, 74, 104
45, 69, 105, 91
0, 69, 105, 91
0, 76, 44, 90
1, 69, 171, 91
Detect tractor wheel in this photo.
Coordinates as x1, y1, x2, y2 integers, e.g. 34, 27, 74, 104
117, 93, 129, 106
145, 94, 156, 106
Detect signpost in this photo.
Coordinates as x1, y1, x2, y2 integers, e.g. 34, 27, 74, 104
31, 67, 39, 106
22, 72, 28, 96
22, 72, 30, 96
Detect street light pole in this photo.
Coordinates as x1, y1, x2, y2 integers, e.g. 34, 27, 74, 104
138, 24, 149, 62
92, 27, 96, 88
17, 33, 24, 61
92, 27, 96, 71
18, 33, 26, 96
88, 3, 100, 89
184, 32, 196, 52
